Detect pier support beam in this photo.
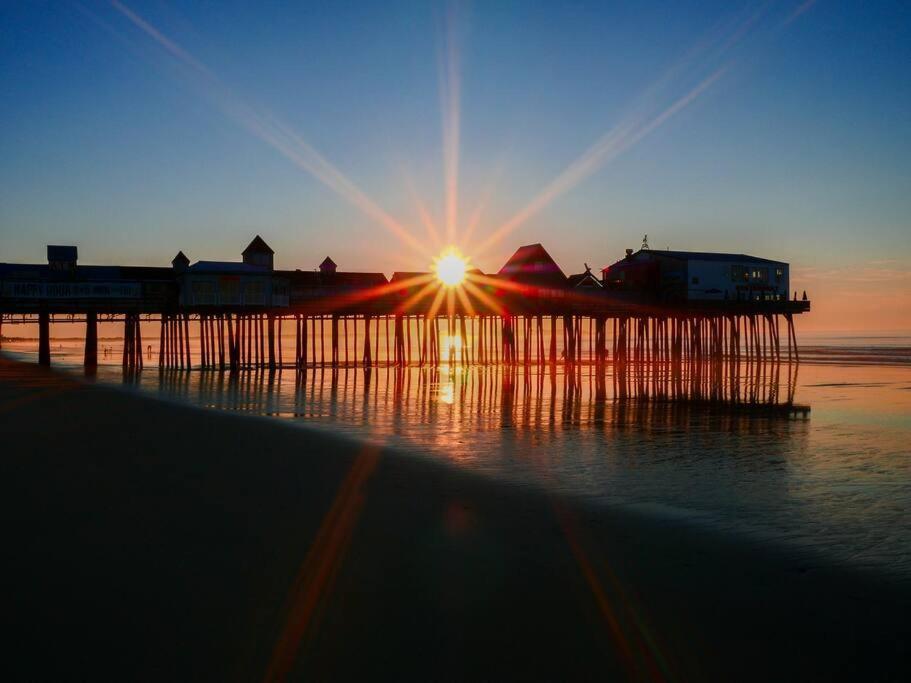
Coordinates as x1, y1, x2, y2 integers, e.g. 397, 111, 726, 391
267, 313, 276, 370
363, 315, 372, 366
38, 310, 50, 366
183, 314, 191, 370
84, 312, 98, 370
331, 315, 340, 367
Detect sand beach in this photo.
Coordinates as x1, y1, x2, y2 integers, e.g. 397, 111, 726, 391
1, 356, 908, 681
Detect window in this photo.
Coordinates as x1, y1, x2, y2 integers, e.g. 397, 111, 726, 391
751, 268, 769, 283
219, 278, 240, 305
731, 265, 746, 282
775, 267, 784, 282
244, 280, 265, 305
191, 280, 215, 305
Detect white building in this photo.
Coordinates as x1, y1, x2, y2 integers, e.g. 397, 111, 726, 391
602, 249, 790, 302
173, 236, 289, 308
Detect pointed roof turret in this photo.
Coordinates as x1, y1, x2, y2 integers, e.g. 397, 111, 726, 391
242, 235, 274, 256
497, 243, 566, 286
171, 251, 190, 269
319, 256, 337, 274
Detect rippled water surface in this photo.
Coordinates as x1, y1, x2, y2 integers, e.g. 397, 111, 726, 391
3, 334, 910, 579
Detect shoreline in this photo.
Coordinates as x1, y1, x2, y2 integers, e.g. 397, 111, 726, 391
2, 356, 908, 680
5, 338, 911, 370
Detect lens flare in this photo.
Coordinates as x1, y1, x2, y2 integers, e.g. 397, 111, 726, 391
433, 248, 469, 287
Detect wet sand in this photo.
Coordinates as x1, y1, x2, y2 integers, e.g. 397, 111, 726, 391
1, 356, 908, 681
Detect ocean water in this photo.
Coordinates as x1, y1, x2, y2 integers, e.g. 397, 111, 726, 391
2, 333, 910, 580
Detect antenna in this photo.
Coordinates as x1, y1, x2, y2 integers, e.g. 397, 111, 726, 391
641, 234, 650, 250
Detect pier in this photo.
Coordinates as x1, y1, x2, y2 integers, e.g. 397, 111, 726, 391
0, 238, 810, 372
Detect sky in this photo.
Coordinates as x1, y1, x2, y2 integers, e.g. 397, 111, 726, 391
1, 0, 909, 332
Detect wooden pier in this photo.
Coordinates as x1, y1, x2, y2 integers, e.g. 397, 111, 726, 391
1, 306, 809, 372
0, 240, 810, 372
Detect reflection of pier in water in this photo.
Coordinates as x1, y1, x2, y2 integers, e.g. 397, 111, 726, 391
139, 356, 808, 431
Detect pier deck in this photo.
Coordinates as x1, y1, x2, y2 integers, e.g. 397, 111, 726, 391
1, 251, 810, 371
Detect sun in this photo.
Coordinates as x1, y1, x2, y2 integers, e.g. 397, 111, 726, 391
433, 247, 469, 287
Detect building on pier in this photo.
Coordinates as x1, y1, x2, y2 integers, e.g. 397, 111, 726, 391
390, 272, 430, 293
601, 249, 790, 303
497, 243, 567, 289
281, 257, 387, 306
175, 236, 288, 309
568, 265, 602, 290
242, 235, 274, 269
490, 244, 570, 314
1, 237, 811, 371
0, 246, 174, 312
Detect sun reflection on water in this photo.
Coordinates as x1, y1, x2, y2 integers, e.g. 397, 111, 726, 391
438, 381, 455, 405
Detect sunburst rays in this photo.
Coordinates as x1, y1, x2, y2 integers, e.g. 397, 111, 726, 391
439, 1, 462, 247
96, 0, 808, 319
106, 1, 432, 261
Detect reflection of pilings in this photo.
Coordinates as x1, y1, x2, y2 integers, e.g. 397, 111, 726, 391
610, 354, 799, 407
226, 314, 237, 371
148, 357, 807, 434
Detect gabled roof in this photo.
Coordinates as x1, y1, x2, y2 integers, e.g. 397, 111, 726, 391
171, 251, 190, 266
568, 271, 602, 288
188, 261, 269, 274
322, 272, 387, 288
653, 249, 784, 264
117, 266, 175, 281
279, 269, 387, 289
603, 249, 785, 271
320, 256, 337, 268
391, 271, 431, 283
278, 270, 322, 286
0, 263, 173, 281
497, 243, 567, 286
242, 235, 274, 255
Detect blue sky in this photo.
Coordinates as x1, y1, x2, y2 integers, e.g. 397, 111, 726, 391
1, 1, 909, 329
